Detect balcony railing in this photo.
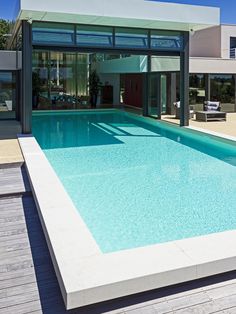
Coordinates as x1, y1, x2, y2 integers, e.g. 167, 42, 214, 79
230, 48, 236, 59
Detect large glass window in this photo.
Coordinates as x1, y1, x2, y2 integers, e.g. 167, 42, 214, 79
115, 28, 148, 49
0, 71, 16, 119
33, 51, 90, 110
210, 74, 235, 112
32, 22, 184, 52
32, 22, 74, 45
76, 25, 113, 47
151, 31, 183, 50
149, 56, 180, 118
230, 37, 236, 58
189, 74, 206, 107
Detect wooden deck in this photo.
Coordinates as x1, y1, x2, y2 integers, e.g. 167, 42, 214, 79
1, 165, 236, 313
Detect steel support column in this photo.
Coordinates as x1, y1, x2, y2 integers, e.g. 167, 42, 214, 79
167, 73, 177, 115
143, 55, 151, 116
205, 73, 211, 101
234, 74, 236, 112
22, 20, 32, 134
15, 70, 21, 121
156, 73, 162, 119
180, 32, 190, 127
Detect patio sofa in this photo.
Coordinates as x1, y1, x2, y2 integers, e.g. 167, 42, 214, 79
195, 101, 227, 122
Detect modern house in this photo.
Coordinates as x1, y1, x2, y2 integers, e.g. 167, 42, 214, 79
4, 1, 236, 310
0, 0, 221, 134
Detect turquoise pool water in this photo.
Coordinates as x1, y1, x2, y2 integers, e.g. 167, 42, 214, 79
33, 110, 236, 253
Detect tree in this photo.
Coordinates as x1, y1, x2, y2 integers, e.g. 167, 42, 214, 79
89, 70, 102, 108
0, 19, 10, 50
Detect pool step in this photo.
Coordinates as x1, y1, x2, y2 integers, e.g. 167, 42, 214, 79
0, 165, 31, 198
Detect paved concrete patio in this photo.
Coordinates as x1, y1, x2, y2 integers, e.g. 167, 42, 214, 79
0, 120, 23, 166
163, 112, 236, 138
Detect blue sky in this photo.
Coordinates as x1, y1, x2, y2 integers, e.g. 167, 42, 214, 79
155, 0, 235, 24
0, 0, 18, 20
0, 0, 235, 24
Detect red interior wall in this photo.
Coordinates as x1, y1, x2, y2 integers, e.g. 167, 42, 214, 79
123, 74, 142, 108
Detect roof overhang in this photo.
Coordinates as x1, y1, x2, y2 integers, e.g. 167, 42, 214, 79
17, 0, 220, 32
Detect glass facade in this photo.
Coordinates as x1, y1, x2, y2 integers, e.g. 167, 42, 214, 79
32, 22, 75, 45
151, 31, 183, 50
210, 74, 235, 111
189, 74, 206, 107
32, 22, 184, 51
76, 25, 113, 47
115, 28, 148, 49
30, 22, 187, 115
0, 71, 16, 119
32, 51, 88, 110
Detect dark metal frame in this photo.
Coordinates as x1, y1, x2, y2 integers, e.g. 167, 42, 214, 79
22, 20, 32, 133
19, 20, 190, 133
32, 21, 184, 52
180, 32, 189, 127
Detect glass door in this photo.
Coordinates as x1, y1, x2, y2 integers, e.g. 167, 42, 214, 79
147, 73, 167, 118
148, 72, 159, 118
161, 74, 167, 114
0, 71, 16, 119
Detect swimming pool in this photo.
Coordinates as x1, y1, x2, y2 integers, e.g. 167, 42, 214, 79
33, 110, 236, 253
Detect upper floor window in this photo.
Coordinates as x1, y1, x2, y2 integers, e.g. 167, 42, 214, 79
32, 22, 184, 52
115, 28, 148, 49
151, 31, 183, 50
76, 25, 113, 47
32, 22, 74, 45
230, 37, 236, 58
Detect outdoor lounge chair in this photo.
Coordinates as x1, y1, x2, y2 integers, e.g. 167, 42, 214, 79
203, 100, 221, 112
174, 101, 194, 119
195, 100, 226, 122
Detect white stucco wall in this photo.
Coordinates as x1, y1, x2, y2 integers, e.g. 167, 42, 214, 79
151, 56, 180, 72
96, 56, 147, 74
190, 24, 236, 60
190, 26, 221, 58
19, 0, 219, 31
0, 51, 21, 70
221, 25, 236, 59
190, 57, 236, 74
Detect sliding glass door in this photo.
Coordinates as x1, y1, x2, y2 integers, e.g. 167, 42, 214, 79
147, 73, 167, 118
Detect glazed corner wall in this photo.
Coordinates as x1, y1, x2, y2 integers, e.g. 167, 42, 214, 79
190, 26, 221, 58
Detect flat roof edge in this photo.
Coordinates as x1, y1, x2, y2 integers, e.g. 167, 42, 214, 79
17, 0, 219, 32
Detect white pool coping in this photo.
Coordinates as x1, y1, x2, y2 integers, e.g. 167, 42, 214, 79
18, 126, 236, 310
187, 125, 236, 143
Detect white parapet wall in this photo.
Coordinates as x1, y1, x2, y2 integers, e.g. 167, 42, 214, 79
18, 0, 219, 31
190, 57, 236, 74
0, 51, 21, 71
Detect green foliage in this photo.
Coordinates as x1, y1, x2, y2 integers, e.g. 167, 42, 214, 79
89, 70, 102, 96
32, 71, 42, 96
189, 89, 199, 104
211, 78, 235, 103
0, 19, 10, 50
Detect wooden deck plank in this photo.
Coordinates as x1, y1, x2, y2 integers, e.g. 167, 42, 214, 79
0, 166, 31, 197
